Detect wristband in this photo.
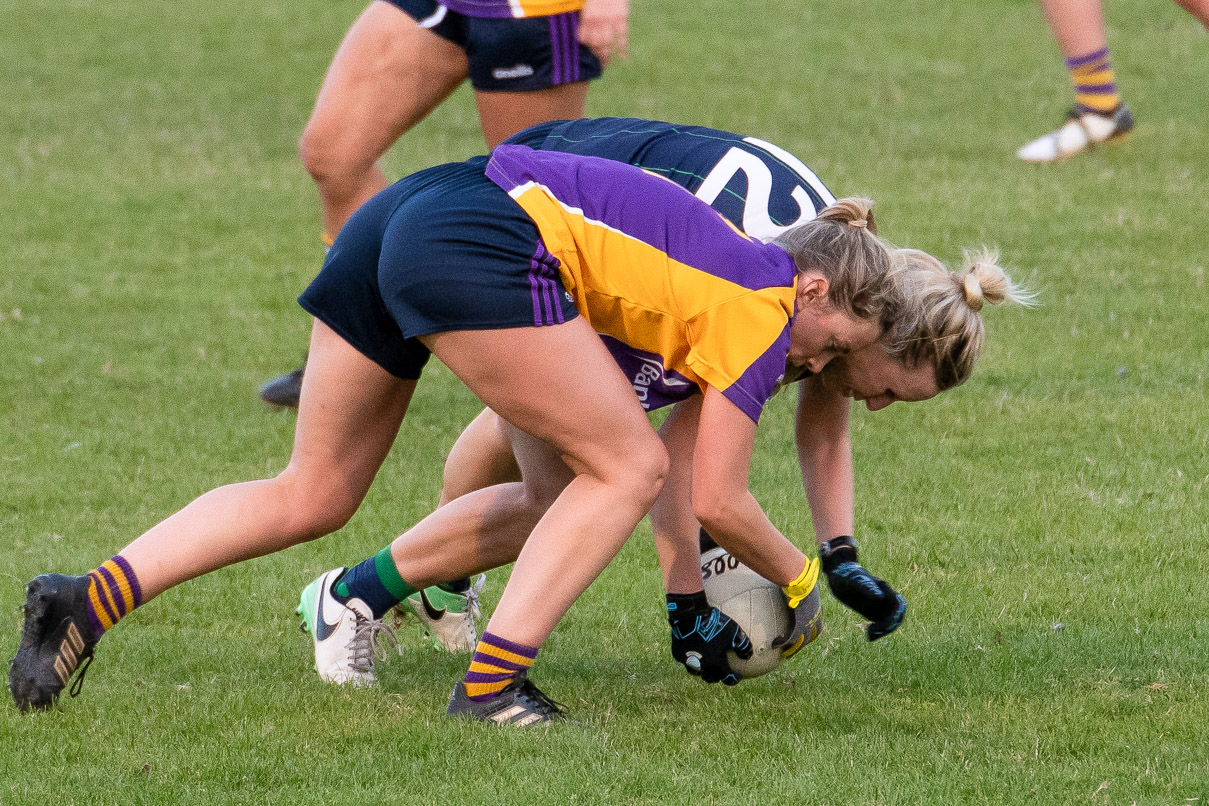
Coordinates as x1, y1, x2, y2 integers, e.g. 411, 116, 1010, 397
666, 590, 709, 620
782, 557, 820, 609
819, 535, 859, 574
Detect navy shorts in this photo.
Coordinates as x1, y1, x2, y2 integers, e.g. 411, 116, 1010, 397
384, 0, 602, 91
298, 157, 579, 380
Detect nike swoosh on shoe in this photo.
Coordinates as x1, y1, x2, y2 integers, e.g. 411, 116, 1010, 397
314, 583, 343, 641
419, 590, 446, 621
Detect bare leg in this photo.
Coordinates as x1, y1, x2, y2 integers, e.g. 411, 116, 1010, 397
300, 1, 469, 237
399, 320, 667, 647
1171, 0, 1209, 26
122, 321, 412, 600
473, 82, 590, 148
1038, 0, 1108, 58
649, 398, 710, 594
438, 408, 520, 507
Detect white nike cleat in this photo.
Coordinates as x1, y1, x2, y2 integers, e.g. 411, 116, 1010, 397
296, 568, 399, 686
1016, 105, 1134, 163
400, 575, 486, 653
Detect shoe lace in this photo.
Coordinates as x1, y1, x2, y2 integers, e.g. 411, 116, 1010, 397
514, 674, 566, 718
464, 574, 486, 622
68, 654, 94, 699
347, 615, 400, 674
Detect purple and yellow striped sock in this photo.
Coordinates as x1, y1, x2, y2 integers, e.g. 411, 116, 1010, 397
85, 555, 143, 637
463, 631, 538, 702
1066, 47, 1120, 115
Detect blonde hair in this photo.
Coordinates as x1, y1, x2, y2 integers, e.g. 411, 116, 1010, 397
888, 248, 1036, 390
772, 197, 904, 330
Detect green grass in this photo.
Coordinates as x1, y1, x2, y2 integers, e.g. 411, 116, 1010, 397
3, 0, 1208, 802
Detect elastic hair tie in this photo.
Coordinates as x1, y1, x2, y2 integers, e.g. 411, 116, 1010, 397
847, 219, 869, 229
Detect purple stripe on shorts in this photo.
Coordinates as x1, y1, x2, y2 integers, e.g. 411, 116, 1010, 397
567, 13, 580, 82
1066, 47, 1109, 69
113, 554, 142, 607
549, 16, 564, 85
547, 13, 579, 86
528, 239, 565, 326
562, 14, 575, 84
89, 570, 120, 625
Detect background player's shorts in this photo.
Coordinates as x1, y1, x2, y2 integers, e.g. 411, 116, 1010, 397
385, 0, 602, 91
299, 157, 578, 380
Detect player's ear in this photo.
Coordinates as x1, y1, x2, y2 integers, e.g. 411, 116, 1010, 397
796, 273, 830, 306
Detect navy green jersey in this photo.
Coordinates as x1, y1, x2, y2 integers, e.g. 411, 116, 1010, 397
502, 117, 836, 241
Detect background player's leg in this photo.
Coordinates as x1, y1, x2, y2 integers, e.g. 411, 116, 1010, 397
1039, 0, 1107, 57
473, 82, 589, 148
300, 1, 469, 238
1017, 0, 1133, 161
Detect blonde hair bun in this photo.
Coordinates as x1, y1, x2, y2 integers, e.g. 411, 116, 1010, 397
816, 196, 878, 234
889, 246, 1035, 390
959, 248, 1036, 310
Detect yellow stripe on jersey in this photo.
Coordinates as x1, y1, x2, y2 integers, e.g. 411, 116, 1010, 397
514, 0, 582, 15
509, 183, 796, 397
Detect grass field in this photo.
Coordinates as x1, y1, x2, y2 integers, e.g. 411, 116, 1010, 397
3, 0, 1208, 802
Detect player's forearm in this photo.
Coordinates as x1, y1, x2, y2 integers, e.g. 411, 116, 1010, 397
652, 398, 707, 593
694, 491, 805, 586
796, 378, 855, 545
651, 518, 707, 594
649, 459, 706, 594
798, 436, 854, 544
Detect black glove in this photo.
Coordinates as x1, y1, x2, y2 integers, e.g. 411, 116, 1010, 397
667, 591, 753, 685
820, 536, 907, 641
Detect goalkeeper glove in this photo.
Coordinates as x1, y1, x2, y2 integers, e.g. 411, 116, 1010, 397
820, 536, 907, 641
667, 591, 752, 685
773, 557, 823, 659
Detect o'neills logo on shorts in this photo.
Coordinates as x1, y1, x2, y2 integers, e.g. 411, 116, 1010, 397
492, 64, 535, 80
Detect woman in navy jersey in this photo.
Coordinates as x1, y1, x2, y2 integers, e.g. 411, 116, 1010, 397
259, 0, 627, 405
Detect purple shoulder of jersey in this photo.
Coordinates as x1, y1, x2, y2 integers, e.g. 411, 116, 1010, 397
485, 145, 796, 292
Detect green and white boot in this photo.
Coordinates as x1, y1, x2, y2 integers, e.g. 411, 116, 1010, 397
400, 575, 485, 653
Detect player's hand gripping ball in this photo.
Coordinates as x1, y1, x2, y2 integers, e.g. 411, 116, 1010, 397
667, 591, 752, 685
771, 556, 823, 659
699, 543, 820, 676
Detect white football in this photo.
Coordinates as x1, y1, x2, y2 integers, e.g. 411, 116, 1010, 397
700, 545, 794, 678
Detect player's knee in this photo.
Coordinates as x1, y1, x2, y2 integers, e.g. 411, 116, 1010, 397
298, 120, 366, 186
274, 470, 361, 539
614, 436, 668, 509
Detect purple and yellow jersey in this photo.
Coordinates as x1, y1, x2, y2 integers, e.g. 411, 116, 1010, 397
486, 144, 800, 423
442, 0, 581, 19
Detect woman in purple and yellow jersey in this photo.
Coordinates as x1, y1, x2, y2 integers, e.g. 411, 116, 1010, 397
9, 144, 902, 721
356, 120, 1030, 684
